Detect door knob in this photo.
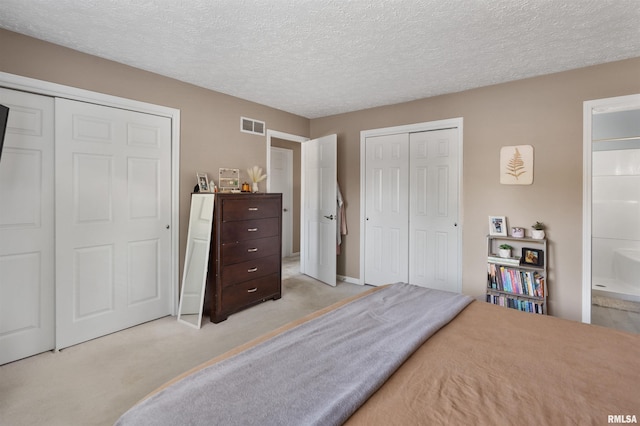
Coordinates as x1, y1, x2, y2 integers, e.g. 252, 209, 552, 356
324, 214, 335, 220
283, 208, 288, 212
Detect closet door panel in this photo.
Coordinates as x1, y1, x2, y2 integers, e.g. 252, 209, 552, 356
364, 133, 409, 285
409, 129, 459, 292
55, 98, 172, 350
0, 88, 55, 365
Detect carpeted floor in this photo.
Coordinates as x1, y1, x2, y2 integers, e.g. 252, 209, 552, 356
0, 257, 370, 426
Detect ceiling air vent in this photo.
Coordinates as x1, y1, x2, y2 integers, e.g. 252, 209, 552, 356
240, 117, 265, 136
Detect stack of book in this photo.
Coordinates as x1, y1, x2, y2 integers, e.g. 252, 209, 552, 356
487, 255, 521, 266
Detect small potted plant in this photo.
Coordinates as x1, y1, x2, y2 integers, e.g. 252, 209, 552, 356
498, 243, 513, 258
531, 221, 545, 239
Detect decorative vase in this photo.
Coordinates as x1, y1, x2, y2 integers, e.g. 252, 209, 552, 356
531, 230, 545, 239
499, 249, 511, 258
252, 182, 259, 193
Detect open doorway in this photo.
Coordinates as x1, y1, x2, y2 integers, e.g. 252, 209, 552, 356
270, 140, 301, 257
267, 131, 306, 276
267, 130, 338, 287
583, 93, 640, 333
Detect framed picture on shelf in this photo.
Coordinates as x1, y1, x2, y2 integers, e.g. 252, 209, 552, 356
196, 172, 209, 192
521, 247, 544, 266
489, 216, 507, 236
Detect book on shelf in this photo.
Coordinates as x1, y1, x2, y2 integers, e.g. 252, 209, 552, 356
486, 293, 545, 314
487, 264, 544, 297
487, 255, 521, 265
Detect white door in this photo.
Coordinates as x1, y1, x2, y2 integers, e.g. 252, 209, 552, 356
0, 88, 55, 365
409, 129, 460, 292
270, 147, 293, 257
302, 134, 337, 286
364, 133, 410, 285
55, 98, 172, 350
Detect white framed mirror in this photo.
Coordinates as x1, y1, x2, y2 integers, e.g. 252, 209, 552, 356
178, 193, 214, 328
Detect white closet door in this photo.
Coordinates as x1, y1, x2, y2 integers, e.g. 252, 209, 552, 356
409, 129, 460, 292
0, 88, 55, 365
364, 133, 410, 286
55, 98, 172, 350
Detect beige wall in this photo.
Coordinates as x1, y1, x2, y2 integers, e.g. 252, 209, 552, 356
311, 57, 640, 321
0, 29, 309, 276
3, 28, 640, 321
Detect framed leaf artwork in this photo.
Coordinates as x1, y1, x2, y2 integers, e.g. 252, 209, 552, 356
500, 145, 533, 185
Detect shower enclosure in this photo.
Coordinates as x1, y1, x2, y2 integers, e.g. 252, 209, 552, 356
589, 107, 640, 309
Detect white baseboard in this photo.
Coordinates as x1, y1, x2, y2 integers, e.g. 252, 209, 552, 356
337, 275, 362, 285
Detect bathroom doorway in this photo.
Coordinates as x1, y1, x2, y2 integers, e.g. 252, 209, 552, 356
583, 94, 640, 333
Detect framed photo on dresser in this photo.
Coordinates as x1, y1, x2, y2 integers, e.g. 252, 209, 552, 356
196, 172, 209, 192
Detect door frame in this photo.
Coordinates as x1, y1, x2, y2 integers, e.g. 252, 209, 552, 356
581, 93, 640, 324
359, 117, 464, 288
0, 71, 182, 314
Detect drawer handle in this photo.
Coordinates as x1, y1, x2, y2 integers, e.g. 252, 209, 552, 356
247, 228, 258, 232
247, 248, 258, 252
247, 287, 258, 293
248, 207, 259, 211
248, 267, 258, 273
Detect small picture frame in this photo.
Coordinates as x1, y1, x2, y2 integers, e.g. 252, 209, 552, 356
489, 216, 507, 236
196, 172, 209, 192
521, 247, 544, 266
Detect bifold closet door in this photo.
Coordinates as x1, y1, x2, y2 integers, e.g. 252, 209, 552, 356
55, 98, 172, 350
0, 88, 55, 365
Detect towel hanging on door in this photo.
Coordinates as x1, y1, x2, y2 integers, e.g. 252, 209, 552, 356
337, 183, 347, 255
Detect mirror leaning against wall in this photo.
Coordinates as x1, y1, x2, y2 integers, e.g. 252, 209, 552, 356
178, 193, 214, 328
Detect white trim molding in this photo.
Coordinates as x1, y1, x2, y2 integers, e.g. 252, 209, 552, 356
337, 275, 360, 285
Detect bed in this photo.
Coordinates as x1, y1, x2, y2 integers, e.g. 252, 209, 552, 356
115, 283, 640, 425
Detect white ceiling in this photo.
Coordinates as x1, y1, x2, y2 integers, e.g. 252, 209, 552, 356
1, 0, 639, 119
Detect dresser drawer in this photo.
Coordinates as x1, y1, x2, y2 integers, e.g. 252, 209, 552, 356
221, 236, 280, 266
221, 273, 281, 311
221, 217, 279, 243
221, 254, 280, 287
221, 197, 281, 221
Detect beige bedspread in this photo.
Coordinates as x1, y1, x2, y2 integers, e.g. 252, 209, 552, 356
136, 287, 640, 425
347, 300, 640, 425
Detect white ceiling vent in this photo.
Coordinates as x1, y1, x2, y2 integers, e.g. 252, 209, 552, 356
240, 116, 265, 136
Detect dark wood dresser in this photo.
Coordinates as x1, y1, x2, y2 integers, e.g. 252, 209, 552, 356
208, 193, 282, 323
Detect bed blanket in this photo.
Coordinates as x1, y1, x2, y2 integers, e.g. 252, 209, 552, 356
115, 283, 472, 426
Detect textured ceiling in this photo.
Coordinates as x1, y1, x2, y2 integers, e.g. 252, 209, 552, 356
0, 0, 639, 118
